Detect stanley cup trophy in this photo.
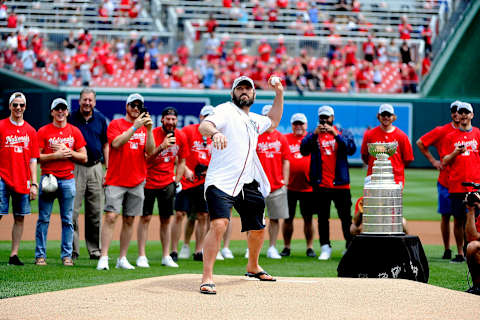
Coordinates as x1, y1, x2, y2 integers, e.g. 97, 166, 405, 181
363, 142, 403, 234
337, 142, 428, 282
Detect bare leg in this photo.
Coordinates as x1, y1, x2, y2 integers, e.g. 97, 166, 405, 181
246, 229, 270, 274
194, 212, 208, 253
466, 241, 480, 286
137, 215, 152, 257
303, 215, 314, 249
201, 218, 228, 284
441, 215, 451, 250
100, 212, 118, 257
11, 215, 24, 256
282, 217, 294, 249
223, 219, 232, 249
119, 216, 136, 258
453, 216, 465, 256
160, 216, 172, 257
268, 219, 280, 247
171, 211, 186, 253
185, 219, 195, 248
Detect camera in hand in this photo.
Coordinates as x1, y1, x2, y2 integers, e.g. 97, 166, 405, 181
320, 119, 326, 125
194, 164, 208, 178
166, 130, 175, 144
465, 192, 480, 207
139, 104, 148, 116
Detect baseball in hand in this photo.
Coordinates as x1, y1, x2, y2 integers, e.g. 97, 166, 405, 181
270, 76, 281, 86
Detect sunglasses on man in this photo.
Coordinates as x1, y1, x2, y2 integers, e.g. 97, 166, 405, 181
12, 103, 26, 108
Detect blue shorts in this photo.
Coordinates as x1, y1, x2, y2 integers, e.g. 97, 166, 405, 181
0, 178, 31, 216
205, 181, 265, 232
437, 182, 453, 215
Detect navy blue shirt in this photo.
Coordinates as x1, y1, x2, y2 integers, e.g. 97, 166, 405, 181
68, 109, 108, 166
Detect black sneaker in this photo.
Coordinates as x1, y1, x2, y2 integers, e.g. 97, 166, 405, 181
89, 251, 101, 260
441, 249, 452, 259
8, 255, 24, 266
466, 286, 480, 295
193, 252, 203, 261
170, 251, 178, 262
450, 254, 465, 263
306, 248, 316, 257
72, 252, 79, 260
279, 248, 290, 257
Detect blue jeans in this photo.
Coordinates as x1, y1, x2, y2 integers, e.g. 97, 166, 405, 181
35, 176, 76, 259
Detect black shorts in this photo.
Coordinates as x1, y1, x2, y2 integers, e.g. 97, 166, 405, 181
143, 182, 175, 217
174, 184, 208, 220
450, 193, 467, 219
287, 190, 316, 219
205, 181, 265, 232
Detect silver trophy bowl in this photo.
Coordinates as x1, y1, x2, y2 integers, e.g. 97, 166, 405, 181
363, 142, 404, 235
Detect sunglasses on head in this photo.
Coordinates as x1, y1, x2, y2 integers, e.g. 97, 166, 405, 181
12, 103, 25, 108
380, 112, 393, 117
458, 109, 471, 115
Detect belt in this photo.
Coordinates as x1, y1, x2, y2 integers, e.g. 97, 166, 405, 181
84, 159, 101, 167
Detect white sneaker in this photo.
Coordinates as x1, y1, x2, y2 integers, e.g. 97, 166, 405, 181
244, 248, 249, 259
136, 256, 150, 268
318, 244, 332, 260
216, 251, 224, 260
116, 256, 135, 269
162, 255, 179, 268
96, 256, 109, 270
221, 247, 234, 259
266, 246, 282, 259
179, 244, 190, 259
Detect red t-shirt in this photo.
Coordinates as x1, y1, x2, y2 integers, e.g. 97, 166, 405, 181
0, 118, 39, 194
180, 124, 211, 190
105, 119, 149, 187
145, 127, 188, 189
444, 128, 480, 194
419, 123, 457, 187
399, 23, 412, 40
38, 123, 86, 180
285, 133, 312, 192
257, 130, 289, 192
361, 126, 414, 186
258, 43, 272, 63
317, 128, 349, 189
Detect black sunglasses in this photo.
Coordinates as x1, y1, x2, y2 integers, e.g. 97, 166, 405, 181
450, 107, 457, 113
458, 109, 471, 115
53, 105, 68, 111
130, 102, 143, 109
12, 103, 26, 108
380, 112, 393, 117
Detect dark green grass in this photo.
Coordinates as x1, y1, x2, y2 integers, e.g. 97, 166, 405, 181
0, 239, 470, 299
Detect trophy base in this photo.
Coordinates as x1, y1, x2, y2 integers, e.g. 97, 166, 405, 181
337, 234, 429, 282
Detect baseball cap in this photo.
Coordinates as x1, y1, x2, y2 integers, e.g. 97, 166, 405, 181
200, 105, 214, 116
231, 76, 255, 93
9, 92, 26, 105
318, 105, 334, 117
458, 102, 473, 113
450, 100, 462, 111
126, 93, 144, 105
162, 106, 178, 117
262, 104, 272, 116
290, 113, 307, 124
378, 103, 395, 115
50, 98, 69, 111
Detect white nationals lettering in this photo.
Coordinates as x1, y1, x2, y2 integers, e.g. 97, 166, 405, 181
5, 134, 30, 148
455, 139, 478, 156
131, 132, 146, 144
319, 138, 336, 156
48, 136, 74, 148
258, 140, 281, 153
192, 140, 211, 152
289, 144, 303, 159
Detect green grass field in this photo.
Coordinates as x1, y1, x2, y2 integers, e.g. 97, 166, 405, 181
1, 167, 458, 300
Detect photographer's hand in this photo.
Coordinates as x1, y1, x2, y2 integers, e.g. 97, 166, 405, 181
161, 133, 176, 150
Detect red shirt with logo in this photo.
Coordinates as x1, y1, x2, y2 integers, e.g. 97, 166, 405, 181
285, 133, 312, 192
318, 127, 349, 189
419, 123, 457, 187
0, 118, 39, 194
145, 127, 188, 190
180, 124, 211, 190
38, 123, 86, 180
105, 118, 149, 187
444, 128, 480, 194
257, 130, 289, 192
361, 126, 414, 186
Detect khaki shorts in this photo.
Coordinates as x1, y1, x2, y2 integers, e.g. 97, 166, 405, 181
265, 186, 289, 219
104, 181, 146, 216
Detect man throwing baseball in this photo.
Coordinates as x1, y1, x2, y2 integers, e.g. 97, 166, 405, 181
198, 75, 284, 294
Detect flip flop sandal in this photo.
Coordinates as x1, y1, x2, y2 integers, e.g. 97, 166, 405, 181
245, 271, 277, 281
200, 283, 216, 295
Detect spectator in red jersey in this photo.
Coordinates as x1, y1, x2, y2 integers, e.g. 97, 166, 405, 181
297, 0, 308, 11
3, 44, 15, 70
275, 37, 287, 64
464, 191, 480, 295
421, 23, 433, 54
361, 104, 414, 188
7, 9, 17, 28
300, 105, 356, 260
258, 39, 272, 63
252, 1, 265, 25
277, 0, 288, 9
205, 13, 218, 34
35, 98, 87, 267
137, 107, 188, 268
356, 63, 371, 93
56, 56, 72, 86
417, 101, 461, 261
77, 30, 92, 47
31, 33, 43, 56
352, 0, 361, 12
343, 40, 357, 67
421, 52, 432, 77
223, 0, 232, 8
0, 92, 39, 266
280, 113, 316, 257
128, 1, 140, 19
267, 7, 278, 23
303, 21, 315, 36
256, 105, 290, 259
407, 62, 418, 93
96, 93, 155, 271
16, 32, 26, 58
362, 35, 376, 63
398, 15, 413, 40
443, 102, 480, 264
177, 42, 189, 66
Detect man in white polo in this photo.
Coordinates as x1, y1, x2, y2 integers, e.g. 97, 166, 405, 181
198, 75, 284, 294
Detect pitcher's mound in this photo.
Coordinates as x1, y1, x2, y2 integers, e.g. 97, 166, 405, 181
1, 274, 479, 319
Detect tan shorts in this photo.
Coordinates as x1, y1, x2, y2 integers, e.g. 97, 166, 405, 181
265, 186, 289, 220
104, 181, 146, 216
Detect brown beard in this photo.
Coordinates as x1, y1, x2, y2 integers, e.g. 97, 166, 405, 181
232, 93, 254, 108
